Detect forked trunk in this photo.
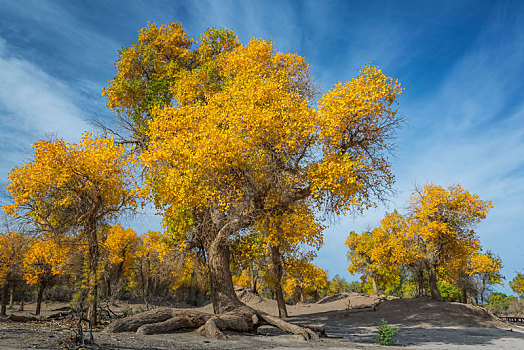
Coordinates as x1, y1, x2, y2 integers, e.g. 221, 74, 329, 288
270, 245, 288, 318
428, 264, 442, 301
207, 237, 242, 314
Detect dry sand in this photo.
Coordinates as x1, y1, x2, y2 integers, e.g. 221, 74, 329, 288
1, 291, 524, 349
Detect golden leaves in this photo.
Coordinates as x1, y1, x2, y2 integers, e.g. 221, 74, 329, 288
4, 133, 137, 233
347, 184, 496, 293
23, 237, 72, 286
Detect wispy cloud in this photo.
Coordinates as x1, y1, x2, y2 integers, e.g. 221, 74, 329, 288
0, 37, 90, 195
0, 38, 89, 141
318, 3, 524, 288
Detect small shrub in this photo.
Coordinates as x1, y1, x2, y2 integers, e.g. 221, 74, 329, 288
377, 318, 398, 346
121, 307, 133, 317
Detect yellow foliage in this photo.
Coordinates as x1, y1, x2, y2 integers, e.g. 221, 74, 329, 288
104, 22, 404, 246
4, 133, 137, 234
102, 224, 139, 277
282, 259, 327, 301
23, 237, 72, 285
346, 210, 407, 288
407, 184, 491, 282
0, 232, 29, 285
510, 273, 524, 297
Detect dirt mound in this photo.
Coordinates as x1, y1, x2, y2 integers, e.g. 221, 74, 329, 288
234, 287, 265, 304
374, 297, 509, 329
317, 292, 351, 304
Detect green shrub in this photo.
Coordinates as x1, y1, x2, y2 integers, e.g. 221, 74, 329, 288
377, 318, 398, 346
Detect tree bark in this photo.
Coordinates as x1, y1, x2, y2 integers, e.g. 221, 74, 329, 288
480, 279, 486, 305
86, 220, 100, 325
250, 263, 258, 294
270, 245, 288, 318
9, 283, 15, 308
461, 286, 467, 304
35, 280, 47, 316
206, 234, 242, 314
1, 284, 8, 315
428, 264, 442, 301
371, 273, 379, 295
417, 267, 425, 296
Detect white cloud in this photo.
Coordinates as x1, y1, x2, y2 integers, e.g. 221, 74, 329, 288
0, 38, 89, 141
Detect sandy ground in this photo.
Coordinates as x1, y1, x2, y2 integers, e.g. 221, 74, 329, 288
1, 292, 524, 349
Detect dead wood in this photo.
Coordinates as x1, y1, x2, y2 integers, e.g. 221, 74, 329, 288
258, 312, 319, 340
103, 307, 210, 333
47, 310, 72, 319
137, 313, 210, 335
7, 314, 39, 322
104, 305, 320, 341
6, 310, 78, 322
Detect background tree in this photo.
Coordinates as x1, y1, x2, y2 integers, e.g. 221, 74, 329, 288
4, 133, 136, 324
0, 232, 28, 315
322, 275, 363, 296
466, 250, 504, 304
346, 185, 494, 301
346, 211, 408, 295
100, 224, 140, 298
282, 258, 327, 303
231, 205, 325, 317
22, 237, 72, 315
404, 184, 492, 300
510, 272, 524, 298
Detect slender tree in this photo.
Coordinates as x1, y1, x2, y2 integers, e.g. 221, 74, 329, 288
4, 133, 136, 324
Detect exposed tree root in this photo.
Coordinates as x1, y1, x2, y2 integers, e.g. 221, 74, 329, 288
103, 307, 210, 333
258, 312, 319, 340
104, 305, 320, 341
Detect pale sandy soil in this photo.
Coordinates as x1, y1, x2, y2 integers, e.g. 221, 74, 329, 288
1, 292, 524, 349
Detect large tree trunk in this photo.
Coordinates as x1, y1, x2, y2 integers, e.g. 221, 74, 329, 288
250, 263, 258, 294
480, 279, 486, 305
35, 280, 47, 315
270, 245, 288, 318
428, 264, 442, 301
206, 234, 242, 314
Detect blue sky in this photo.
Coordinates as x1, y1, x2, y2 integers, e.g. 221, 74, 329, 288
1, 0, 524, 294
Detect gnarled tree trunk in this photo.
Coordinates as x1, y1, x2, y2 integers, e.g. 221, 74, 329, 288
105, 211, 320, 340
9, 283, 15, 309
206, 230, 242, 314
